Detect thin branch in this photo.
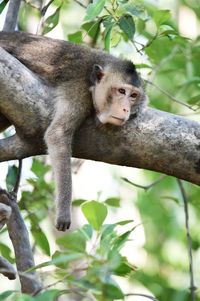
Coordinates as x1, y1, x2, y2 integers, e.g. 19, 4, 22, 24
41, 0, 55, 16
122, 175, 166, 192
177, 179, 197, 301
0, 190, 42, 294
3, 0, 21, 32
23, 0, 39, 10
74, 0, 87, 8
145, 80, 196, 111
36, 0, 56, 35
125, 293, 159, 301
13, 159, 23, 195
0, 257, 16, 280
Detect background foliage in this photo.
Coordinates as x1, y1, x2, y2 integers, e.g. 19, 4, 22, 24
0, 0, 200, 300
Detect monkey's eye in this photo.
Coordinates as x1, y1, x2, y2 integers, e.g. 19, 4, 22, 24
131, 92, 138, 99
118, 88, 126, 95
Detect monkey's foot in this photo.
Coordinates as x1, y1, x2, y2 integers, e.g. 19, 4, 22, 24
56, 215, 71, 231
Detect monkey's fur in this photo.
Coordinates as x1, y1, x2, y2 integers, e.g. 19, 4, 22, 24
0, 32, 146, 231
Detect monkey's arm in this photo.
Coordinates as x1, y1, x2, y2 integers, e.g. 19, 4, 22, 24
1, 47, 200, 186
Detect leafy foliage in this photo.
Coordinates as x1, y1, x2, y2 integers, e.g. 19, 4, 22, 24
1, 0, 200, 300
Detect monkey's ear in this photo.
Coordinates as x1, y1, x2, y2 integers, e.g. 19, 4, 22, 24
90, 64, 104, 84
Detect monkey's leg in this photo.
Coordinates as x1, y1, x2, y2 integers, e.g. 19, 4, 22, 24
44, 101, 86, 231
0, 114, 11, 132
45, 125, 73, 231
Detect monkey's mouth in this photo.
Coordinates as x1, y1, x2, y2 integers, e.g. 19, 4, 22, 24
110, 116, 126, 126
111, 116, 125, 121
111, 116, 126, 123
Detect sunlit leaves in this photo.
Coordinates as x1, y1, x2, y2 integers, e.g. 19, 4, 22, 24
32, 229, 51, 256
153, 9, 171, 27
57, 229, 87, 252
82, 200, 107, 230
42, 6, 61, 35
68, 31, 83, 44
119, 14, 135, 40
84, 0, 106, 21
105, 197, 120, 207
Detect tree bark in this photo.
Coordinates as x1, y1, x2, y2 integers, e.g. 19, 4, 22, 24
0, 191, 42, 294
0, 47, 200, 186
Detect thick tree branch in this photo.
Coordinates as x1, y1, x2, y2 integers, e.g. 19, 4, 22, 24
0, 47, 200, 186
0, 191, 42, 294
3, 0, 21, 32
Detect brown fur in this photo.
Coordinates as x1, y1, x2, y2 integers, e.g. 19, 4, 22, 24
0, 31, 146, 231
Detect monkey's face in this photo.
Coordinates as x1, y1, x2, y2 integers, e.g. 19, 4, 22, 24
90, 65, 143, 126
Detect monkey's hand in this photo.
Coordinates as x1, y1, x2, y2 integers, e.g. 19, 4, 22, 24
56, 210, 71, 231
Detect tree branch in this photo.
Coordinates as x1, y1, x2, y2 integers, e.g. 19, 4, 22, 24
177, 180, 197, 300
1, 47, 200, 187
0, 256, 16, 280
3, 0, 21, 32
0, 190, 42, 294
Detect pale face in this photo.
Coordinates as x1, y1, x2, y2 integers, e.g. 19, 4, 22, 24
90, 67, 143, 126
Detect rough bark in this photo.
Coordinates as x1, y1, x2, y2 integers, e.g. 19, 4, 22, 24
3, 0, 21, 32
0, 191, 42, 294
0, 46, 200, 186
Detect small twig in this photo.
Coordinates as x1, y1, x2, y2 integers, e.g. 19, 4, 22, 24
125, 293, 159, 301
122, 175, 166, 192
74, 0, 87, 8
36, 0, 56, 35
3, 0, 21, 32
140, 32, 158, 51
0, 257, 16, 280
145, 80, 196, 111
177, 179, 197, 301
23, 0, 40, 10
41, 0, 55, 16
13, 159, 23, 195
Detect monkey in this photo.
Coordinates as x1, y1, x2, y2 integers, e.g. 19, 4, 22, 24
0, 31, 147, 231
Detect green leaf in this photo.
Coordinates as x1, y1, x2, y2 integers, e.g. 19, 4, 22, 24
105, 197, 120, 207
153, 10, 171, 27
82, 20, 101, 38
11, 294, 34, 301
32, 229, 51, 256
31, 159, 50, 178
51, 251, 83, 268
0, 0, 8, 14
80, 224, 93, 240
0, 291, 15, 301
116, 219, 134, 226
119, 14, 135, 40
113, 229, 133, 251
6, 165, 18, 191
84, 0, 106, 21
35, 290, 59, 301
72, 199, 87, 206
104, 26, 112, 51
68, 31, 83, 44
0, 243, 14, 263
81, 200, 107, 231
111, 30, 121, 47
113, 260, 133, 276
56, 229, 86, 252
42, 6, 61, 35
188, 94, 200, 105
103, 16, 115, 51
102, 278, 124, 299
123, 4, 148, 21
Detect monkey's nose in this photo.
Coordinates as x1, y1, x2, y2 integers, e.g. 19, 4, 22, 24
123, 108, 129, 113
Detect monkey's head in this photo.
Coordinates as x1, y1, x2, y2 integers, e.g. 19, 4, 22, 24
89, 63, 146, 126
